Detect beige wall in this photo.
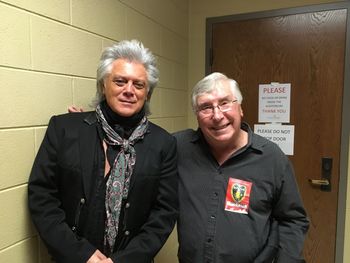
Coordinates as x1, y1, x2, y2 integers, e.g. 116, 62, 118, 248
0, 0, 187, 262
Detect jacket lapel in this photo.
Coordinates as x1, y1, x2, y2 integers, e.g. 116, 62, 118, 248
79, 112, 99, 200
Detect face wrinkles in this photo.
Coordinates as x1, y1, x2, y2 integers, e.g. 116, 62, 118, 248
103, 59, 148, 117
196, 84, 243, 148
200, 94, 232, 131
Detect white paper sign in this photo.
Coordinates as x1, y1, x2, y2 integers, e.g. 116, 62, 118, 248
254, 124, 295, 155
258, 83, 291, 123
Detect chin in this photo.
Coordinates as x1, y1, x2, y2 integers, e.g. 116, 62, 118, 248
212, 133, 234, 142
119, 111, 137, 117
112, 105, 139, 116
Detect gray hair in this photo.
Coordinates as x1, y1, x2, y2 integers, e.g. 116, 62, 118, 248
93, 39, 159, 115
191, 72, 243, 112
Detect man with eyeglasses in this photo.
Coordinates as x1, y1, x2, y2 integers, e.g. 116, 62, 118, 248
174, 72, 309, 263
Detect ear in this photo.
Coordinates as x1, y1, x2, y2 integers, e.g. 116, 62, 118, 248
240, 105, 244, 117
146, 90, 152, 101
102, 79, 107, 94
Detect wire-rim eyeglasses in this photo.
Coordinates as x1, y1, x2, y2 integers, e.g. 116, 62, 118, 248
197, 99, 238, 116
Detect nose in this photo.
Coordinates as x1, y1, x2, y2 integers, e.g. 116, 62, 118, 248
123, 80, 135, 95
212, 107, 224, 120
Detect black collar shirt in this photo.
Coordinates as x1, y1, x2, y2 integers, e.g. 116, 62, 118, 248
174, 123, 309, 263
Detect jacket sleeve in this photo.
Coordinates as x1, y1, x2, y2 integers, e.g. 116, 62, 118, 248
272, 158, 309, 263
110, 135, 179, 263
27, 116, 96, 263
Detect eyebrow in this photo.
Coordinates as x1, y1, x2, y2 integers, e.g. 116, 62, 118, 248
111, 75, 146, 81
198, 95, 233, 106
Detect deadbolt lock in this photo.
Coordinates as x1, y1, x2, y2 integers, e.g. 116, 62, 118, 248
308, 157, 332, 192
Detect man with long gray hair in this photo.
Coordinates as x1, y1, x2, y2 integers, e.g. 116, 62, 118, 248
28, 40, 178, 263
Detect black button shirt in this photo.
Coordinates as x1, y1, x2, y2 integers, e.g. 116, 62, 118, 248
174, 123, 309, 263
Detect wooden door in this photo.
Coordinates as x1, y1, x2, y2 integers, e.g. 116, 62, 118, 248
207, 5, 347, 263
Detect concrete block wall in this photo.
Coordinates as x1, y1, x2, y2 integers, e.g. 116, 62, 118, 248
0, 0, 188, 262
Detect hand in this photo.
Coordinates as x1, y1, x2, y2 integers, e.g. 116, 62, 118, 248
86, 250, 107, 263
68, 105, 84, 113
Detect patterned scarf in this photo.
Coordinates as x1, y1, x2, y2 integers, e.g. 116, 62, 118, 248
96, 104, 149, 254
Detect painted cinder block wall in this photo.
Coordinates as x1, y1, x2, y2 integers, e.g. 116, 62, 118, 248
0, 0, 188, 262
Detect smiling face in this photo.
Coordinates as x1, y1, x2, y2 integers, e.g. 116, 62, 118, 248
103, 58, 148, 117
196, 81, 244, 149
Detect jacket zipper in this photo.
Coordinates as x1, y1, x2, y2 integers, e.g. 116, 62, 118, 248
72, 197, 85, 233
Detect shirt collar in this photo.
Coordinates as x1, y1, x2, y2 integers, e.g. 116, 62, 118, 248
241, 122, 264, 154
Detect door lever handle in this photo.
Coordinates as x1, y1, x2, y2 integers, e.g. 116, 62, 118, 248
309, 179, 330, 186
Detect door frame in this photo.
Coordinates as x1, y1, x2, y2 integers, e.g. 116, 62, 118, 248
205, 2, 350, 262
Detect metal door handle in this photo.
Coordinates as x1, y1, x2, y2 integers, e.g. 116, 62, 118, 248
309, 179, 330, 186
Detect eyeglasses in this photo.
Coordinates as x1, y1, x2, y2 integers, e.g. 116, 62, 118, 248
197, 99, 238, 116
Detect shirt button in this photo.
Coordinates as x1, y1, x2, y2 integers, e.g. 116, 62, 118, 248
207, 238, 212, 243
125, 230, 130, 236
125, 202, 130, 208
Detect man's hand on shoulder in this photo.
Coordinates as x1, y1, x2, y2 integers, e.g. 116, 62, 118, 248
68, 105, 84, 113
